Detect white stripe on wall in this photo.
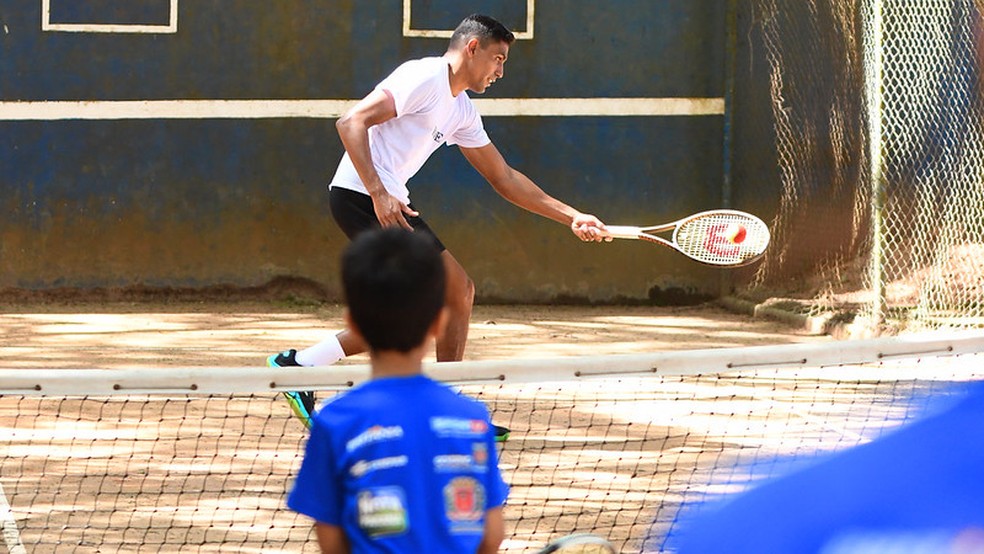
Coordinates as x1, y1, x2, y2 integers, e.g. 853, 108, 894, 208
0, 98, 724, 121
476, 97, 724, 117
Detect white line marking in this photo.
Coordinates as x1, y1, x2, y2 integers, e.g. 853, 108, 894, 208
0, 482, 26, 554
41, 0, 178, 34
0, 99, 356, 120
0, 98, 724, 120
476, 97, 724, 117
403, 0, 535, 39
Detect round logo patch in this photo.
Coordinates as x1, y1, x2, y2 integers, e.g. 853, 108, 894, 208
443, 476, 485, 523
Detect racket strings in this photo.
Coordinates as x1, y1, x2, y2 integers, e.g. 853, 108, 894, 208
674, 213, 770, 265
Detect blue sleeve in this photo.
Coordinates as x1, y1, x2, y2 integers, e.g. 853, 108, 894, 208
287, 419, 343, 525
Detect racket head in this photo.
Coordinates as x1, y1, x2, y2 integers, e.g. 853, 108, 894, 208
671, 210, 770, 266
536, 533, 618, 554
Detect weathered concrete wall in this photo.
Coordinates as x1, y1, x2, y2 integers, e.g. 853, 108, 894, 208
0, 1, 727, 303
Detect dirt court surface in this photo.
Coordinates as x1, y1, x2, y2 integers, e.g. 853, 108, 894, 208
0, 299, 833, 553
9, 301, 978, 553
0, 301, 830, 369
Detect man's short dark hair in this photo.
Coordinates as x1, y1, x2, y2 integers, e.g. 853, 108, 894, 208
449, 14, 515, 49
341, 228, 446, 353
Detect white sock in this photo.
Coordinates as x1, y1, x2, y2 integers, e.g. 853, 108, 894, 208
295, 334, 346, 366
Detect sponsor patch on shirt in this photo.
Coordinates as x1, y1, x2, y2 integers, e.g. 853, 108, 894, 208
433, 443, 489, 473
430, 417, 488, 438
357, 487, 409, 538
351, 455, 409, 478
443, 477, 486, 535
472, 442, 489, 466
346, 425, 404, 453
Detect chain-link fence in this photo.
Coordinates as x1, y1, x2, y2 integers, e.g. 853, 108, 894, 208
739, 0, 984, 334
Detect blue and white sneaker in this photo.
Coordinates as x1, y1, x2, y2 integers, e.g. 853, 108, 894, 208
267, 349, 315, 429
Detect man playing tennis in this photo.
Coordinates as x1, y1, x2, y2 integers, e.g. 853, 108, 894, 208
287, 228, 508, 554
270, 14, 608, 433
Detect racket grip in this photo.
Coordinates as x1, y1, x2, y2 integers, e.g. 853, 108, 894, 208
603, 225, 642, 239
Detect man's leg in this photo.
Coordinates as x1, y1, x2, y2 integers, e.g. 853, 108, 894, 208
292, 252, 471, 364
436, 250, 475, 362
294, 329, 366, 365
438, 250, 508, 440
303, 251, 473, 362
269, 327, 366, 429
437, 251, 507, 440
337, 329, 367, 356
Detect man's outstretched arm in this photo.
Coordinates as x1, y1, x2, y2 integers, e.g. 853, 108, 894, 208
460, 143, 608, 242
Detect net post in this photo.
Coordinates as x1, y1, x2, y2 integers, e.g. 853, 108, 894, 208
863, 0, 887, 331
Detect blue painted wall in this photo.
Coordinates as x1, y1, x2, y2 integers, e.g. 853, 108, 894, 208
0, 1, 727, 302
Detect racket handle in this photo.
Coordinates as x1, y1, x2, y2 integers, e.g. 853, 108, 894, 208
603, 225, 642, 239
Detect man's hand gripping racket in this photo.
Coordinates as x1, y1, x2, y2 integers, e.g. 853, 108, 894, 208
603, 209, 771, 267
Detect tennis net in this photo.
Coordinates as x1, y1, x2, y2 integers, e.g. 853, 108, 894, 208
1, 331, 983, 553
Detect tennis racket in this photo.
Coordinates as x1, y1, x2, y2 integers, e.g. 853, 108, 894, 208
536, 533, 618, 553
603, 209, 770, 267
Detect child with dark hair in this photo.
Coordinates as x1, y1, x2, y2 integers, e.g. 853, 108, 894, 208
287, 228, 508, 554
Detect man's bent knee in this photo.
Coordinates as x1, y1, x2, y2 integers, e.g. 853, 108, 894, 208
447, 275, 475, 312
441, 253, 474, 311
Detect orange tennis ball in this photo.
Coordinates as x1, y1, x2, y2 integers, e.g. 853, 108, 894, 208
725, 223, 747, 244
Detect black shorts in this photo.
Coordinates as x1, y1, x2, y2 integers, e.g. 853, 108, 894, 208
328, 186, 446, 252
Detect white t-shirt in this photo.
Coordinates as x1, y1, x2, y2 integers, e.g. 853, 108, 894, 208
329, 56, 492, 205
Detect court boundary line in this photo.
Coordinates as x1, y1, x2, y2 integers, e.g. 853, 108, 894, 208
0, 98, 724, 120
